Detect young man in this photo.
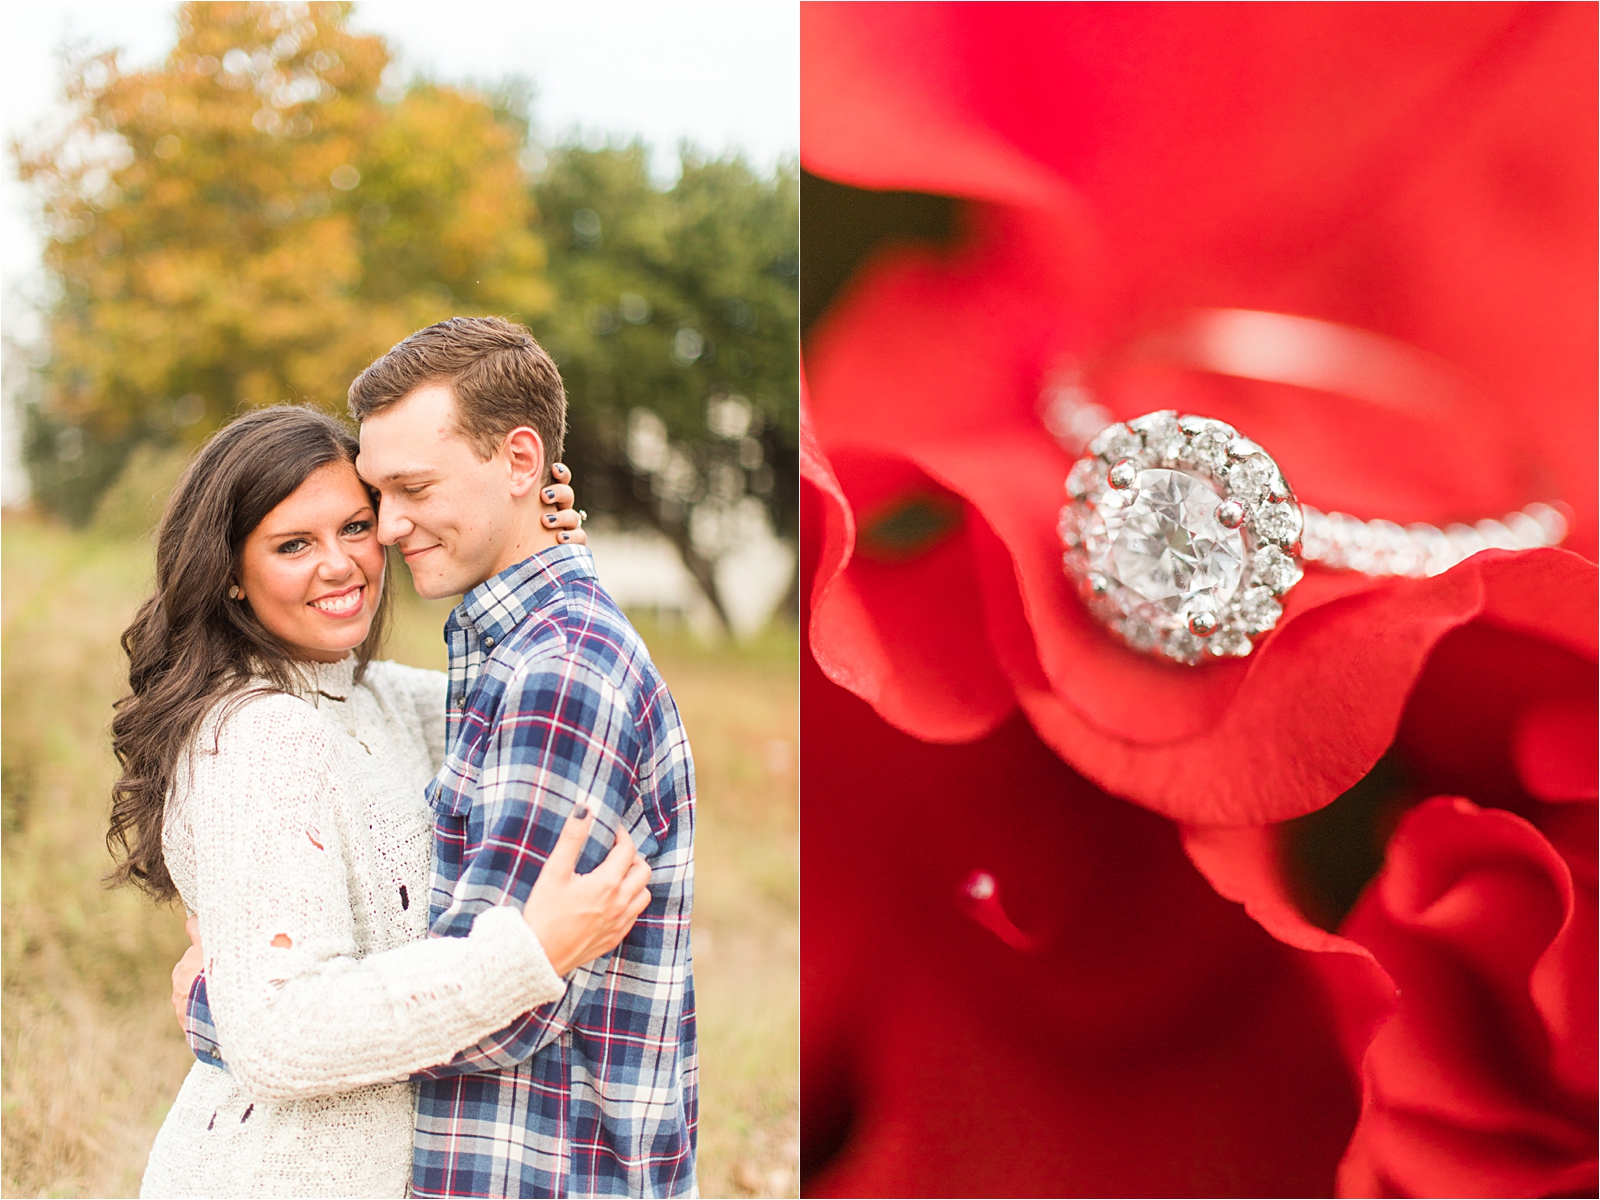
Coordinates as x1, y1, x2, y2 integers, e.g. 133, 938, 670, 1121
183, 317, 697, 1197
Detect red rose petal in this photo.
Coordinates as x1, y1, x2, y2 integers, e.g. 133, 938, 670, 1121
807, 955, 1358, 1199
800, 375, 855, 628
801, 4, 1517, 221
1514, 701, 1600, 802
800, 4, 1077, 210
801, 655, 1359, 1196
804, 392, 1016, 742
1396, 586, 1598, 812
1338, 797, 1596, 1199
1477, 548, 1599, 661
1181, 823, 1397, 1069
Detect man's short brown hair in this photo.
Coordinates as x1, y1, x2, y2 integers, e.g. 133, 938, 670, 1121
348, 316, 566, 476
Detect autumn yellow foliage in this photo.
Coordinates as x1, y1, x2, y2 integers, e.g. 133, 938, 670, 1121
17, 2, 550, 519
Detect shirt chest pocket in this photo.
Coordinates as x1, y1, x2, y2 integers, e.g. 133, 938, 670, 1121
426, 721, 492, 820
619, 797, 660, 861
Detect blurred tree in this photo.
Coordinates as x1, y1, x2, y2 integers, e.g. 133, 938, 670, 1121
530, 145, 799, 627
15, 1, 548, 522
16, 1, 799, 630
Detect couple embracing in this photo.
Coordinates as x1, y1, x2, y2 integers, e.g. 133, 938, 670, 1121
114, 317, 697, 1197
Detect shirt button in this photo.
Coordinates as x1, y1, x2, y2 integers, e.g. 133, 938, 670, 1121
484, 636, 495, 648
455, 695, 466, 709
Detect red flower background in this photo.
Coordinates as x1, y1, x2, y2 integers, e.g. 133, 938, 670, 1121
799, 4, 1596, 1196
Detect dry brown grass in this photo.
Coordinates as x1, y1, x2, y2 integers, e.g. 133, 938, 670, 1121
638, 618, 800, 1200
1, 512, 797, 1198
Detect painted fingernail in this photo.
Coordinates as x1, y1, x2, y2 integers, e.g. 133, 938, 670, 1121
543, 488, 556, 501
559, 532, 570, 542
545, 514, 557, 525
575, 805, 591, 820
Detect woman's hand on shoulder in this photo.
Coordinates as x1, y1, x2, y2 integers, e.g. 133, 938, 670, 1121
540, 463, 588, 546
522, 805, 651, 976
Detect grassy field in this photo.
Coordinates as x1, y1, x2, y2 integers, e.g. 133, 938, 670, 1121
1, 511, 797, 1198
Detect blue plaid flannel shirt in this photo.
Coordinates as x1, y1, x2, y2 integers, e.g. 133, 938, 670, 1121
183, 545, 697, 1197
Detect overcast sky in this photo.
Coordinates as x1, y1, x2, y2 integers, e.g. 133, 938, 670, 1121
3, 1, 798, 292
0, 1, 798, 501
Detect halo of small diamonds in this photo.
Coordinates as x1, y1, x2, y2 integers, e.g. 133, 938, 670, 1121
1058, 411, 1303, 664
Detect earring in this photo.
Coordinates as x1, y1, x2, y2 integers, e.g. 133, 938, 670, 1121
228, 585, 241, 600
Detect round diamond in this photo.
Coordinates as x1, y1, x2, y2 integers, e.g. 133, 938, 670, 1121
1181, 422, 1235, 472
1117, 617, 1160, 654
1252, 545, 1303, 594
1058, 505, 1085, 548
1164, 629, 1204, 664
1131, 411, 1185, 462
1236, 586, 1283, 633
1089, 423, 1142, 463
1061, 413, 1306, 665
1255, 501, 1302, 546
1228, 436, 1264, 461
1066, 458, 1101, 499
1083, 469, 1246, 629
1227, 454, 1282, 506
1207, 629, 1253, 658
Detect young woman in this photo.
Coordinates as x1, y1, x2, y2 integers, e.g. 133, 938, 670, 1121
111, 405, 644, 1197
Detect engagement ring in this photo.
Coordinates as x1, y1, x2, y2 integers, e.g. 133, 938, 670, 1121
1046, 311, 1569, 665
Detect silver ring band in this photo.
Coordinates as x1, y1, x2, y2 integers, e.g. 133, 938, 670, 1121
1297, 502, 1566, 578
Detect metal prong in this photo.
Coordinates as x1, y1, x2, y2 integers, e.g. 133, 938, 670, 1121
1188, 612, 1218, 638
1088, 573, 1110, 596
1108, 458, 1138, 490
1215, 499, 1246, 529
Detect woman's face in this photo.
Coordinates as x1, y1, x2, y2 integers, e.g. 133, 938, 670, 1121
235, 460, 385, 663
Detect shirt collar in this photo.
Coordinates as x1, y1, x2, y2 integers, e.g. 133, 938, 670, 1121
454, 544, 597, 645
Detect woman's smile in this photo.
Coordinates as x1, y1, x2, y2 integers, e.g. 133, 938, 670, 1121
308, 583, 366, 618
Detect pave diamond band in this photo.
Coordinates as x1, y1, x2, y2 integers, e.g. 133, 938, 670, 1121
1297, 502, 1567, 578
1043, 309, 1569, 665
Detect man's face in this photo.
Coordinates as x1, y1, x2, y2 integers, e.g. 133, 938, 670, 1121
356, 383, 520, 599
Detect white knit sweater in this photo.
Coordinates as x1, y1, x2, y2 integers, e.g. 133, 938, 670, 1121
140, 657, 564, 1198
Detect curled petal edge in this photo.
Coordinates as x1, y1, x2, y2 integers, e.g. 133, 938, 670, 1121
1182, 823, 1397, 1073
803, 383, 1017, 743
1187, 798, 1596, 1199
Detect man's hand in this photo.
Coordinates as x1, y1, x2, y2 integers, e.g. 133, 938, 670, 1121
522, 806, 652, 976
171, 915, 204, 1027
540, 462, 588, 546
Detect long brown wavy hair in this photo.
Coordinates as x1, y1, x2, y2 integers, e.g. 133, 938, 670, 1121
108, 406, 393, 901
